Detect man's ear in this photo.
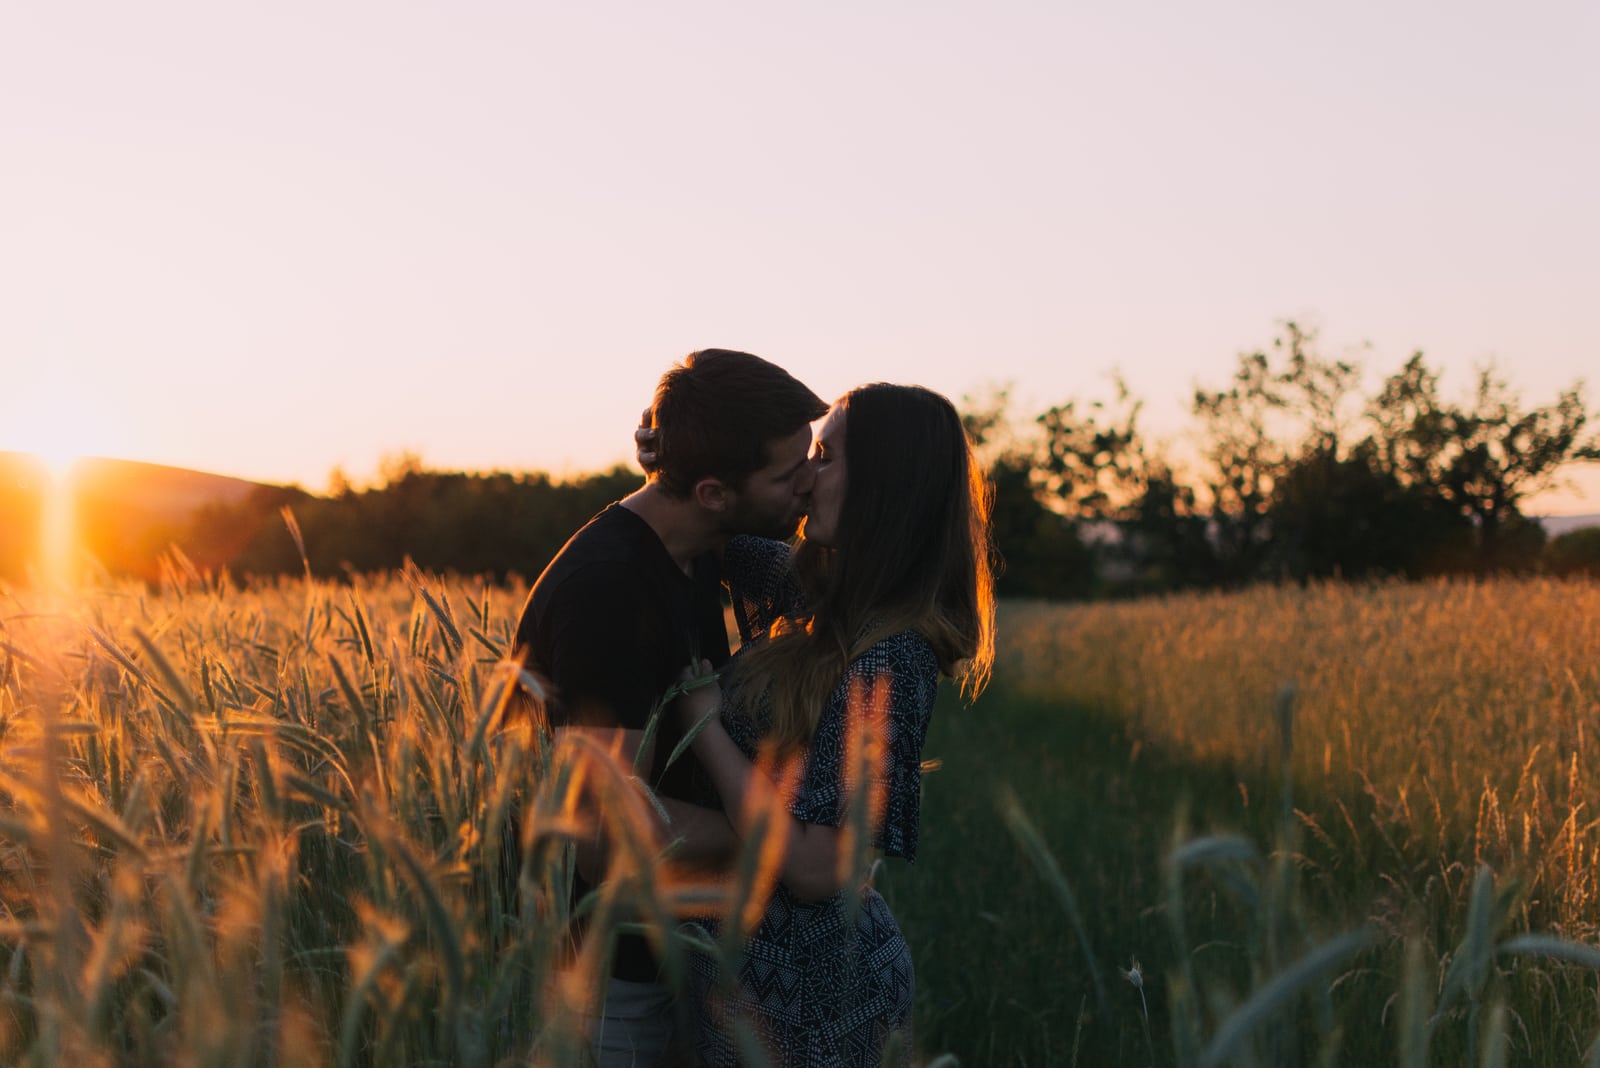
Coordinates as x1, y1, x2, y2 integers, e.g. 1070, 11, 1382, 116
693, 478, 731, 513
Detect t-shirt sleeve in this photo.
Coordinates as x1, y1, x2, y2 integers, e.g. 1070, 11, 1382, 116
724, 536, 802, 642
537, 564, 673, 731
787, 634, 939, 862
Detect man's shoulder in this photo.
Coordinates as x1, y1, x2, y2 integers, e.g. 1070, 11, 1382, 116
532, 506, 650, 583
516, 506, 667, 634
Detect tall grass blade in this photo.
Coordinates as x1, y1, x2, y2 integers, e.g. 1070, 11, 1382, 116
280, 506, 310, 578
132, 629, 197, 715
1480, 998, 1508, 1068
1275, 682, 1296, 834
1198, 928, 1375, 1068
997, 785, 1106, 1010
1498, 934, 1600, 970
403, 561, 463, 657
1398, 936, 1431, 1068
659, 702, 720, 778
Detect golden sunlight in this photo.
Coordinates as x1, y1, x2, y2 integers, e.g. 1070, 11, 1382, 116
2, 375, 130, 586
4, 410, 85, 585
5, 397, 86, 481
38, 462, 78, 587
13, 410, 86, 482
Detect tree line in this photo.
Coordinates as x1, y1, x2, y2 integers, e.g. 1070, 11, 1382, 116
176, 324, 1600, 596
972, 323, 1600, 597
4, 324, 1597, 594
176, 462, 644, 585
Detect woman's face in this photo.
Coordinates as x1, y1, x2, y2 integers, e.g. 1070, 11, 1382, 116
800, 404, 847, 547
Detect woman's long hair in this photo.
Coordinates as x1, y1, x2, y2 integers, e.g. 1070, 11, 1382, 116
731, 383, 997, 754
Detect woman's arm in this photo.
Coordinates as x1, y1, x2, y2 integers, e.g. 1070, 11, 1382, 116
678, 667, 849, 903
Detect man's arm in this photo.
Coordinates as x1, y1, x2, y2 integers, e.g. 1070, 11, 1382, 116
555, 731, 734, 881
656, 797, 739, 871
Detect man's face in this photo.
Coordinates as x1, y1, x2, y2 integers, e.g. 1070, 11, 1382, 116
721, 424, 817, 539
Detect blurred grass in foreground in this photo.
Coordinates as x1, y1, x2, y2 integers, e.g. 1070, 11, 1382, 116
5, 567, 1600, 1065
0, 562, 904, 1067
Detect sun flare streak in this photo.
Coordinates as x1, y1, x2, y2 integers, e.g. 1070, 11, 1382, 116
39, 462, 78, 587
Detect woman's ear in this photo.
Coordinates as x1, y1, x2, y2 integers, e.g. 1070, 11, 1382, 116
693, 477, 731, 513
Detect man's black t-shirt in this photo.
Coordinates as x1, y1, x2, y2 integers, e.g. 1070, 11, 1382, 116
513, 503, 731, 981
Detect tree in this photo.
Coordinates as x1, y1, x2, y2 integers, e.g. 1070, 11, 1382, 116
963, 386, 1096, 598
1268, 450, 1472, 579
1031, 377, 1217, 592
1545, 527, 1600, 578
1364, 357, 1600, 573
1194, 323, 1362, 582
1034, 376, 1153, 523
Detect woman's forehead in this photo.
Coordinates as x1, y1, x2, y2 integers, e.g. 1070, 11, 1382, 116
814, 404, 846, 441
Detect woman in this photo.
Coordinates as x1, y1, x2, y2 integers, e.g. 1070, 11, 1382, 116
674, 383, 996, 1067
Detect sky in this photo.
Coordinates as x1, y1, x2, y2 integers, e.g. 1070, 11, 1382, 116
3, 1, 1598, 513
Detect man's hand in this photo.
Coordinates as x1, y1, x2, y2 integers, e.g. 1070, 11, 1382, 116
635, 407, 660, 472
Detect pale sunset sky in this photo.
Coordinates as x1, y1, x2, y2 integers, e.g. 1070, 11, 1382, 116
3, 1, 1597, 512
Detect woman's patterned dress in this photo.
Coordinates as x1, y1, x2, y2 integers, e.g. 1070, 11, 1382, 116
687, 536, 937, 1067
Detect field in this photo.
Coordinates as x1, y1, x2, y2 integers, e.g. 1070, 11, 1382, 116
2, 566, 1599, 1065
887, 581, 1600, 1065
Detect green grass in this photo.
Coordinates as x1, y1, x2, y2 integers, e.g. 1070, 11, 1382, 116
883, 689, 1283, 1065
883, 581, 1600, 1066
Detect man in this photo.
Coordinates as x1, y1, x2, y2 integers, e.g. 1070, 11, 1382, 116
513, 348, 826, 1066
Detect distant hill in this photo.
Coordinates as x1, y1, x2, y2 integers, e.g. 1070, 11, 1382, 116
68, 456, 266, 521
1540, 513, 1600, 538
0, 453, 292, 582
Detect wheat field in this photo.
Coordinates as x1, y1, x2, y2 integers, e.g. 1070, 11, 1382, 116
893, 578, 1600, 1065
997, 579, 1600, 942
4, 565, 1600, 1065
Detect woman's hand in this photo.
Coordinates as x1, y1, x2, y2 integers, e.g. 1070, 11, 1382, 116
635, 407, 660, 472
674, 658, 722, 735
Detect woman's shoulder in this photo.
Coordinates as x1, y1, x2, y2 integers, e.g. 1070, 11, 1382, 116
861, 626, 938, 661
844, 628, 941, 686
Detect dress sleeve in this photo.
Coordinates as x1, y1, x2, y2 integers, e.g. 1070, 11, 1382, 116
787, 632, 940, 862
723, 536, 803, 642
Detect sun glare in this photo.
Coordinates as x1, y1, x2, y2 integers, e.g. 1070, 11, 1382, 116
7, 400, 88, 481
33, 445, 81, 482
4, 372, 146, 587
38, 457, 78, 588
29, 444, 83, 588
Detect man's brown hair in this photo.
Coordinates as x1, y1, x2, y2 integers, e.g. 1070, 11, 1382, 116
649, 349, 826, 496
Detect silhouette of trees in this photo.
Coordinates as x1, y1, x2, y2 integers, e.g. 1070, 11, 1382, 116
1545, 527, 1600, 578
963, 388, 1095, 599
172, 465, 642, 584
5, 325, 1592, 601
964, 324, 1599, 597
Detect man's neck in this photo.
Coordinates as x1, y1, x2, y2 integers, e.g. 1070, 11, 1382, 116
620, 484, 725, 572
